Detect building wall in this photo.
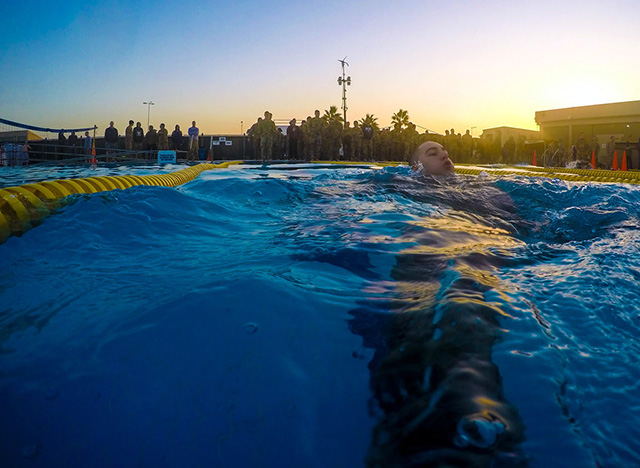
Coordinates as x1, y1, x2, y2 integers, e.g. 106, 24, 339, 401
480, 127, 540, 146
535, 101, 640, 147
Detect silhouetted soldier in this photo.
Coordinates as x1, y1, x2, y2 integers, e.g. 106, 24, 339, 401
57, 130, 66, 158
273, 127, 284, 159
351, 121, 362, 161
68, 131, 79, 155
308, 110, 324, 160
104, 121, 119, 159
188, 121, 199, 160
287, 119, 300, 160
461, 130, 473, 163
362, 122, 374, 160
145, 125, 158, 154
258, 111, 276, 160
171, 125, 183, 152
377, 127, 392, 161
125, 120, 134, 151
576, 133, 587, 159
326, 118, 343, 160
157, 123, 169, 150
248, 117, 262, 159
300, 119, 309, 160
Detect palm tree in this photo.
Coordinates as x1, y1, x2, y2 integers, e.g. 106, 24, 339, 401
323, 105, 343, 123
358, 114, 379, 131
391, 109, 410, 130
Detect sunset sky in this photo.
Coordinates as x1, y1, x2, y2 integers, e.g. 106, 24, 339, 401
1, 0, 639, 136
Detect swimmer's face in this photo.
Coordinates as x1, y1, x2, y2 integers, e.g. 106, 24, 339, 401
412, 142, 455, 176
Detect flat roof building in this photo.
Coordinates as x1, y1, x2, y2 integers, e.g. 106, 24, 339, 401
534, 100, 640, 146
0, 130, 43, 143
481, 126, 540, 146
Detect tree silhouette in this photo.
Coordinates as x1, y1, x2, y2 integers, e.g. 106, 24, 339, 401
323, 105, 344, 123
391, 109, 410, 130
358, 114, 379, 131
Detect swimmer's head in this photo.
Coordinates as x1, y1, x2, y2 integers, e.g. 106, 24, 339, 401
410, 141, 455, 176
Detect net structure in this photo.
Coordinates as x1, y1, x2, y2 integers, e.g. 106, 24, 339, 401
0, 118, 97, 140
0, 118, 99, 166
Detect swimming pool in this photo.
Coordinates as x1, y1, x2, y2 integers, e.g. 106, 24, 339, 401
1, 162, 639, 467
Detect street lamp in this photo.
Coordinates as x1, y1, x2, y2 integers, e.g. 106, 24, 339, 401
337, 57, 351, 127
143, 101, 155, 128
470, 126, 477, 136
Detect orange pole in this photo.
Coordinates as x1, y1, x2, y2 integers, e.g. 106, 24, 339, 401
621, 150, 628, 171
612, 150, 618, 170
90, 139, 97, 164
532, 149, 537, 166
591, 150, 596, 169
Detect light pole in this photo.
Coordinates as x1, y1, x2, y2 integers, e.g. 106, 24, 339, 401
470, 126, 477, 136
143, 101, 155, 128
337, 57, 351, 127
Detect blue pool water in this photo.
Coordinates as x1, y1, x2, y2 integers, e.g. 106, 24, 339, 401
1, 163, 640, 467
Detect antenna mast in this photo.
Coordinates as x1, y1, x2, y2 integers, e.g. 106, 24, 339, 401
337, 57, 351, 127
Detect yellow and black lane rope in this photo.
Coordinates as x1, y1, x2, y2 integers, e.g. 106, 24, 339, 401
453, 164, 640, 184
0, 162, 240, 244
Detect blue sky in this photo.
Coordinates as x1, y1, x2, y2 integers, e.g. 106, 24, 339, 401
2, 0, 639, 135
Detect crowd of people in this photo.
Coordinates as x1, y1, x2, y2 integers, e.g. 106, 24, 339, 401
0, 141, 31, 166
247, 109, 428, 162
247, 108, 640, 171
542, 133, 640, 169
9, 109, 639, 169
54, 120, 203, 160
246, 108, 531, 164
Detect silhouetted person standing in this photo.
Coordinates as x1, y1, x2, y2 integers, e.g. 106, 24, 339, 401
145, 125, 158, 152
132, 122, 144, 151
104, 121, 119, 158
157, 123, 169, 150
188, 121, 199, 160
125, 120, 134, 151
68, 131, 79, 155
308, 110, 324, 160
287, 119, 300, 160
171, 125, 183, 152
58, 130, 66, 158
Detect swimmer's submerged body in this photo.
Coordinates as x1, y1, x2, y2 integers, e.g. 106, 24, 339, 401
353, 274, 526, 467
348, 155, 527, 467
